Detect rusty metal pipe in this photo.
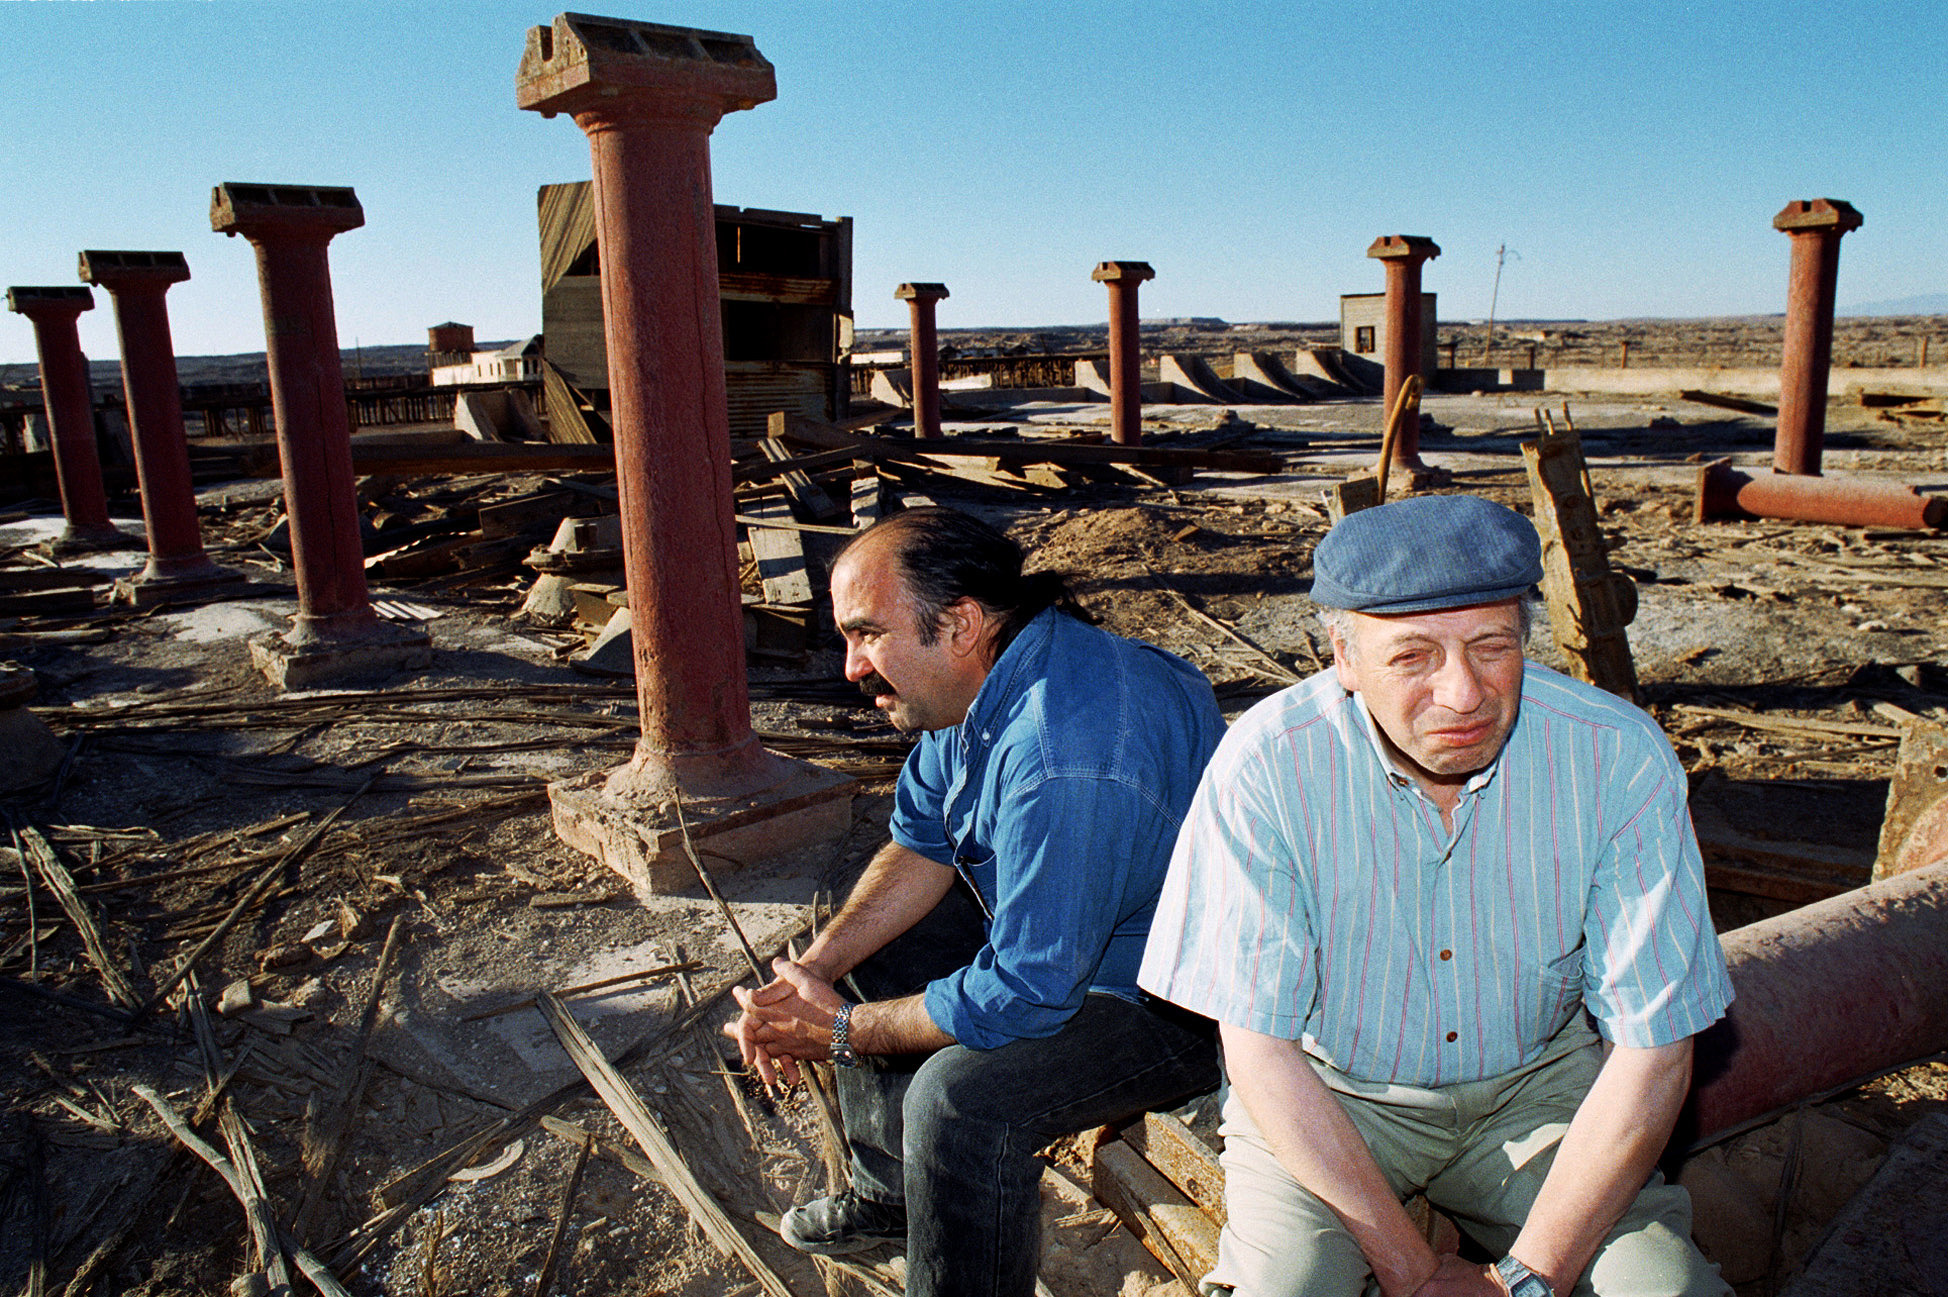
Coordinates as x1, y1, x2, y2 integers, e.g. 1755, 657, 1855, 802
1772, 199, 1863, 476
1688, 862, 1948, 1143
897, 283, 948, 440
1093, 261, 1154, 446
1695, 459, 1945, 530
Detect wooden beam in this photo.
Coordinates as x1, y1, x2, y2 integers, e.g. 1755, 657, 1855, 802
1523, 418, 1638, 701
768, 410, 1283, 474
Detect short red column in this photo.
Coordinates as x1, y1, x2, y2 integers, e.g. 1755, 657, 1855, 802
1366, 235, 1442, 480
79, 250, 239, 601
896, 282, 949, 439
1772, 199, 1863, 476
5, 286, 127, 551
518, 14, 853, 892
1092, 260, 1153, 446
212, 183, 429, 687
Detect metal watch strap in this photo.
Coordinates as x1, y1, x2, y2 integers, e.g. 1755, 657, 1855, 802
1494, 1255, 1553, 1297
829, 1001, 862, 1068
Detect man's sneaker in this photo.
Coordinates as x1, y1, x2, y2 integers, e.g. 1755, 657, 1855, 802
779, 1192, 907, 1255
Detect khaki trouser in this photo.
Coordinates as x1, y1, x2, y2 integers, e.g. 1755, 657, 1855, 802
1203, 1020, 1728, 1297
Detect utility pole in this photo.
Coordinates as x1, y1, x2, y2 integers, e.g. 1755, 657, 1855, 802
1483, 243, 1514, 364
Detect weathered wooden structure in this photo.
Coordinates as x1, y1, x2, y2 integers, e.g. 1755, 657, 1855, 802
537, 181, 852, 444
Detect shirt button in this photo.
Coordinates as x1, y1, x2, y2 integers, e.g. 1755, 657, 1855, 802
1439, 949, 1453, 961
1445, 1031, 1458, 1043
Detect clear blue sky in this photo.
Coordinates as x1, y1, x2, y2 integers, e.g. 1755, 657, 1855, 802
3, 0, 1943, 366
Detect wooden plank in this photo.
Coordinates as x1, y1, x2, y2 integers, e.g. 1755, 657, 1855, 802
758, 438, 843, 520
1679, 389, 1777, 416
1121, 1111, 1227, 1224
219, 1100, 296, 1295
734, 444, 861, 486
1323, 475, 1382, 523
18, 826, 139, 1009
850, 470, 884, 528
1672, 705, 1900, 741
768, 409, 1283, 474
1523, 421, 1638, 700
1092, 1137, 1218, 1289
743, 498, 814, 606
536, 993, 796, 1297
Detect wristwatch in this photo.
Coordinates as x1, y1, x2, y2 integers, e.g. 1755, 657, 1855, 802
1494, 1255, 1554, 1297
829, 1001, 863, 1068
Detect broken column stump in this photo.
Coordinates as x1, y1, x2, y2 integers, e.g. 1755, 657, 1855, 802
518, 13, 852, 897
0, 663, 66, 794
78, 250, 247, 606
212, 183, 431, 688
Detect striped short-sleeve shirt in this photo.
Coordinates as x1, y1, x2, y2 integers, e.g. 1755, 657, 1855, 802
1138, 663, 1732, 1087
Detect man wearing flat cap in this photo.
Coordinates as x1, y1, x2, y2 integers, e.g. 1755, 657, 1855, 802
1141, 495, 1732, 1297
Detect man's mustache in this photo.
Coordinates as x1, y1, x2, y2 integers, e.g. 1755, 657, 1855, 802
860, 672, 896, 698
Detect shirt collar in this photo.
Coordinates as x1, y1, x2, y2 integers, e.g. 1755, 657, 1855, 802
959, 607, 1057, 744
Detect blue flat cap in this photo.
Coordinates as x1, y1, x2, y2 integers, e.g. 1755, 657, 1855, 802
1313, 495, 1542, 614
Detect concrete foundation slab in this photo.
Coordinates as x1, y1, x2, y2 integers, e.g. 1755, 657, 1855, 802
248, 622, 434, 690
111, 565, 252, 608
550, 756, 856, 899
1778, 1114, 1948, 1297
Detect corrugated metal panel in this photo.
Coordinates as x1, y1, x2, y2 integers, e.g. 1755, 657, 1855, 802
724, 364, 830, 442
539, 183, 597, 293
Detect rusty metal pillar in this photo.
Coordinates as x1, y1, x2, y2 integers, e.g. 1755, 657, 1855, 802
1772, 199, 1862, 476
211, 183, 430, 688
4, 286, 128, 552
518, 13, 853, 895
897, 282, 948, 440
1366, 236, 1443, 484
1092, 261, 1153, 446
78, 250, 243, 604
1687, 862, 1948, 1143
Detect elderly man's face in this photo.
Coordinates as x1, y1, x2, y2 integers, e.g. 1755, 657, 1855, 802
1332, 600, 1526, 791
830, 540, 989, 734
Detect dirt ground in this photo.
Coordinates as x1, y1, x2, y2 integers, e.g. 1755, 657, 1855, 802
2, 340, 1946, 1297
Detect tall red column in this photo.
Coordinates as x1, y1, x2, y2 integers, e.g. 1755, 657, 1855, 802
896, 282, 948, 439
1366, 235, 1441, 480
1772, 199, 1862, 476
1092, 260, 1153, 446
519, 14, 852, 893
78, 250, 240, 603
5, 286, 127, 551
211, 184, 429, 687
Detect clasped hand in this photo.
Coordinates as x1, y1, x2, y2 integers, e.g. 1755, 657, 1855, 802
725, 956, 848, 1088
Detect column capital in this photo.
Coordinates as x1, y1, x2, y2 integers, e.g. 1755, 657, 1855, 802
1092, 260, 1155, 284
516, 13, 774, 124
895, 282, 949, 303
6, 285, 94, 320
79, 249, 191, 291
1773, 198, 1863, 235
211, 183, 364, 242
1366, 235, 1441, 262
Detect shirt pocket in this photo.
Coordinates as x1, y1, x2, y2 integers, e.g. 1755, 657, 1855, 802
1531, 946, 1587, 1039
951, 846, 997, 923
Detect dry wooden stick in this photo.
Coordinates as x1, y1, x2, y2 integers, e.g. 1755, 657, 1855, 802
138, 779, 373, 1017
536, 992, 796, 1297
532, 1132, 592, 1297
1146, 569, 1300, 685
15, 824, 139, 1009
460, 959, 704, 1023
218, 1101, 295, 1294
292, 914, 406, 1243
1373, 373, 1423, 503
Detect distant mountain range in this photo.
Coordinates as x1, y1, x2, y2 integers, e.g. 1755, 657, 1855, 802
1839, 293, 1948, 317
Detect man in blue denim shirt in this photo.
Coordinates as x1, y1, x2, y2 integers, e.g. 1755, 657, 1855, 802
729, 507, 1223, 1297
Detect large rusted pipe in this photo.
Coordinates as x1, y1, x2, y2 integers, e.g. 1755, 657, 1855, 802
1092, 260, 1153, 446
896, 282, 948, 440
1695, 458, 1945, 530
5, 286, 126, 551
1688, 862, 1948, 1142
1772, 199, 1863, 476
1366, 235, 1439, 476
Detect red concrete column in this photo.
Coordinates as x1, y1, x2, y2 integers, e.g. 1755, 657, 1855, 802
1366, 235, 1441, 474
4, 286, 125, 550
519, 16, 785, 800
1772, 199, 1863, 476
1092, 260, 1153, 446
211, 184, 379, 645
896, 282, 948, 439
78, 250, 233, 594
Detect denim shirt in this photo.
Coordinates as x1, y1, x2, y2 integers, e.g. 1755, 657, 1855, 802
889, 608, 1225, 1049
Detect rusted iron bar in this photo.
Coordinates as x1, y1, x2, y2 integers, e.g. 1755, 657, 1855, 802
1694, 458, 1945, 530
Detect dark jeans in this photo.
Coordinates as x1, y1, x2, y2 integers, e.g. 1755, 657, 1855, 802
836, 880, 1220, 1297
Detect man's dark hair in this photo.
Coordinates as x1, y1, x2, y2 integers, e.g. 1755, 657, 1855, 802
841, 506, 1089, 653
